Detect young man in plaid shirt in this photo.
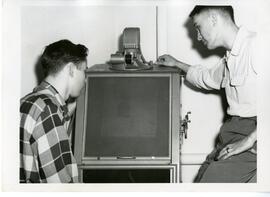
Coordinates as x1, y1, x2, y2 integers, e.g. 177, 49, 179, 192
20, 40, 88, 183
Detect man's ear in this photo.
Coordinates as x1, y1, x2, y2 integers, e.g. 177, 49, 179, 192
67, 62, 75, 77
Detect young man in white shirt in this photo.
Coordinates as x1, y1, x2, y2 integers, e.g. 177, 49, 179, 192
156, 5, 257, 183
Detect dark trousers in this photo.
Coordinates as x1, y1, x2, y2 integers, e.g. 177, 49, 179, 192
194, 116, 257, 183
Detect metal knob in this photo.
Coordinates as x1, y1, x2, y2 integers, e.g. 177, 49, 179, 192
181, 111, 191, 139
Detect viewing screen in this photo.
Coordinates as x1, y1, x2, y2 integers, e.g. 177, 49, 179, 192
84, 76, 170, 157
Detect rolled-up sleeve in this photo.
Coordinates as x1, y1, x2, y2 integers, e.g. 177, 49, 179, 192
186, 58, 225, 90
250, 36, 257, 74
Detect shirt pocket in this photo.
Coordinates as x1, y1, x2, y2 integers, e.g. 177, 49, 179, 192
230, 75, 246, 86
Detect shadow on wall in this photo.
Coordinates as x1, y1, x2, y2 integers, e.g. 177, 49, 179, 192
34, 55, 46, 85
118, 33, 124, 53
105, 33, 123, 65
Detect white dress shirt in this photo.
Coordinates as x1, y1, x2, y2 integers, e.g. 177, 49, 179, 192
186, 26, 257, 117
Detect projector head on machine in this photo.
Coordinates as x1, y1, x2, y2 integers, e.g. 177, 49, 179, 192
109, 27, 153, 71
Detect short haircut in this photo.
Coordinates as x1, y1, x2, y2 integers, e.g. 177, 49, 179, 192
40, 39, 88, 76
189, 5, 235, 23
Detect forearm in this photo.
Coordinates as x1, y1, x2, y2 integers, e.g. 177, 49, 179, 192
247, 129, 257, 147
175, 60, 191, 73
67, 100, 77, 116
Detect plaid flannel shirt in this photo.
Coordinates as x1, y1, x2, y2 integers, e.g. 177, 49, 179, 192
20, 81, 78, 183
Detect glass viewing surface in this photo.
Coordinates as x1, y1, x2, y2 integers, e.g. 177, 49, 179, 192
84, 77, 170, 157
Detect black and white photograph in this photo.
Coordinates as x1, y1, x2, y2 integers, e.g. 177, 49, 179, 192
1, 0, 270, 193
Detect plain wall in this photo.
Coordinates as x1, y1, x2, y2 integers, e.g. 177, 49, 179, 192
15, 0, 260, 183
21, 5, 157, 95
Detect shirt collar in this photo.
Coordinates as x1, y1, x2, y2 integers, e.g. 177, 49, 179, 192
33, 81, 66, 106
34, 81, 71, 121
227, 26, 250, 56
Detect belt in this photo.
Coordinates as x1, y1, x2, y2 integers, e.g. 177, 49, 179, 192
228, 115, 257, 123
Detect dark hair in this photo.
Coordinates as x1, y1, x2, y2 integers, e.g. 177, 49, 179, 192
189, 5, 235, 23
40, 39, 88, 76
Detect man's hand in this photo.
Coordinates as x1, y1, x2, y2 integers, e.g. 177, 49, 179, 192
217, 135, 256, 160
156, 54, 179, 67
67, 99, 77, 116
156, 54, 190, 73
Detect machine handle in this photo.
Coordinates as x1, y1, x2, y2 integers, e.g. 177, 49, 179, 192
117, 156, 136, 160
181, 111, 191, 139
